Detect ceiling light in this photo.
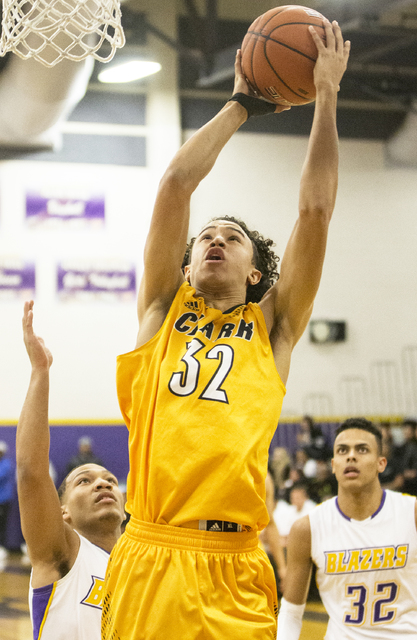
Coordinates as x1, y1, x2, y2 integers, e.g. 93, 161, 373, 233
98, 60, 161, 84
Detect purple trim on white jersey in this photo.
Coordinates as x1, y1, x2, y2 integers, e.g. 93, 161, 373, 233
31, 582, 55, 639
336, 490, 387, 521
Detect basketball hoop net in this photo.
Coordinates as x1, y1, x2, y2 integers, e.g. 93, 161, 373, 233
0, 0, 125, 67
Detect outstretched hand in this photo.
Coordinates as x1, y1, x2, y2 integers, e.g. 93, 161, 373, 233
309, 19, 351, 92
22, 301, 53, 371
233, 49, 291, 114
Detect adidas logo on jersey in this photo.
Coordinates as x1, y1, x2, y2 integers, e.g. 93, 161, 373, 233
184, 301, 200, 311
208, 522, 222, 531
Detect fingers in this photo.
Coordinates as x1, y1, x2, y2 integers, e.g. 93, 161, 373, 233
23, 300, 34, 329
344, 39, 352, 60
323, 18, 335, 51
233, 48, 251, 96
309, 19, 349, 55
308, 25, 325, 52
275, 104, 291, 113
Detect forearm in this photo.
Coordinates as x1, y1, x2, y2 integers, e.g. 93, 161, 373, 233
16, 369, 51, 479
165, 100, 247, 194
267, 522, 287, 573
299, 84, 339, 216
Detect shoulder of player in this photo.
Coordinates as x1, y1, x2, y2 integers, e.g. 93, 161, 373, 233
288, 515, 311, 547
136, 281, 184, 347
137, 270, 184, 323
286, 516, 312, 564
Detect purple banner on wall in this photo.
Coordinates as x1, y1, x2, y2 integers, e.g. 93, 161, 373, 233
0, 260, 35, 299
26, 190, 105, 228
57, 262, 136, 302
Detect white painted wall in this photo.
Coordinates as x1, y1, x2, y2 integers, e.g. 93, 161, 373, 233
1, 126, 416, 421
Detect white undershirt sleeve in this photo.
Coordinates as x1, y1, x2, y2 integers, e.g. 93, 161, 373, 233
276, 597, 306, 640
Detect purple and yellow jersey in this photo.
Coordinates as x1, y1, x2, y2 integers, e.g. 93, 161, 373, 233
29, 532, 109, 640
310, 490, 417, 639
117, 282, 286, 532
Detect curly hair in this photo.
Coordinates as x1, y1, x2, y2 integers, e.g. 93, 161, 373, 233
181, 215, 280, 304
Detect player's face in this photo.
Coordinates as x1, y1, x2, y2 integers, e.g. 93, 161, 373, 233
331, 429, 386, 490
184, 221, 261, 294
62, 464, 125, 530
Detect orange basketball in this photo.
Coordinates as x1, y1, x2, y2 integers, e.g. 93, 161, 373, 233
241, 5, 327, 106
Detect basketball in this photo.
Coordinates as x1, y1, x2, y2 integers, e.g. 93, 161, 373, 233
241, 5, 327, 106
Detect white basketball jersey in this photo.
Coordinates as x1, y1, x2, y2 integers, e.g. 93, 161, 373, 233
29, 531, 109, 640
310, 490, 417, 639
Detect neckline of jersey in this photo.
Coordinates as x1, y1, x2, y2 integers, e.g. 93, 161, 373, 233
187, 283, 246, 315
335, 489, 387, 523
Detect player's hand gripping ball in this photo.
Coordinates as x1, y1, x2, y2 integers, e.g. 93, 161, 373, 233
241, 5, 327, 106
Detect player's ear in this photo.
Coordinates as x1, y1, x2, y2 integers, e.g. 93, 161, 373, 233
330, 458, 335, 474
377, 456, 387, 474
247, 268, 261, 286
183, 265, 191, 282
61, 504, 71, 523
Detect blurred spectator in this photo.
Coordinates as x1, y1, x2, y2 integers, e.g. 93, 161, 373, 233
394, 419, 417, 496
282, 465, 308, 503
0, 441, 13, 561
296, 415, 314, 447
273, 482, 316, 548
294, 448, 318, 479
297, 415, 332, 461
309, 459, 338, 503
66, 436, 103, 474
270, 446, 291, 500
378, 424, 403, 491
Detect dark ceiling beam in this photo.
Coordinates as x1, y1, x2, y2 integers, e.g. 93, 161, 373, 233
353, 33, 417, 63
181, 88, 408, 112
337, 0, 417, 27
197, 0, 417, 87
349, 62, 417, 77
203, 0, 218, 74
197, 55, 417, 88
183, 0, 203, 51
142, 14, 202, 63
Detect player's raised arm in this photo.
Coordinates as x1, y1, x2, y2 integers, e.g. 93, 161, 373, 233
17, 302, 78, 585
261, 20, 350, 382
136, 51, 290, 348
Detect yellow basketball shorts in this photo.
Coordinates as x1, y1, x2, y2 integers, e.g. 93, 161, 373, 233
102, 517, 278, 640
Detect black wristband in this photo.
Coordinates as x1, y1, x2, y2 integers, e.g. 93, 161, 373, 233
228, 93, 276, 119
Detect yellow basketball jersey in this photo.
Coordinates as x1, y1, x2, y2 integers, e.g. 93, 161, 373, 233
117, 282, 286, 531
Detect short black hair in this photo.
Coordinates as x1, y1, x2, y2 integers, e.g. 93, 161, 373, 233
290, 482, 309, 496
182, 215, 280, 304
403, 418, 417, 431
58, 475, 69, 502
334, 417, 383, 454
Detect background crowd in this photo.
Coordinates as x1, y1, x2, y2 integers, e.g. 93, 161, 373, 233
262, 415, 417, 596
0, 416, 416, 574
